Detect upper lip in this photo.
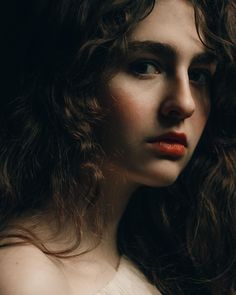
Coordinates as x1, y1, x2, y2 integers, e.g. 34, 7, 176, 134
147, 131, 188, 147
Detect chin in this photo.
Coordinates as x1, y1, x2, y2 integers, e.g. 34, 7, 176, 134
130, 169, 180, 188
131, 160, 185, 188
143, 174, 179, 188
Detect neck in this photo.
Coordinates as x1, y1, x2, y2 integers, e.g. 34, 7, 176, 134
84, 164, 138, 266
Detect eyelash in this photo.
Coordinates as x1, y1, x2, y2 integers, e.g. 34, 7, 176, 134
188, 68, 213, 86
127, 59, 213, 86
128, 59, 162, 77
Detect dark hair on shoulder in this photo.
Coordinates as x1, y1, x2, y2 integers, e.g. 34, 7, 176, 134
1, 1, 236, 294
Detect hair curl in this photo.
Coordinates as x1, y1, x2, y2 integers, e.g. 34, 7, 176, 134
1, 0, 236, 294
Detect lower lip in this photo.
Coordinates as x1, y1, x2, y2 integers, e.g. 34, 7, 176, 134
149, 141, 186, 157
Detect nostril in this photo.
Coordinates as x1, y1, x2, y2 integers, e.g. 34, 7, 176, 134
160, 103, 195, 125
168, 110, 181, 118
161, 98, 195, 120
162, 106, 184, 118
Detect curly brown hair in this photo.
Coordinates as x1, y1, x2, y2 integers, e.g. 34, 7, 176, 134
1, 0, 236, 294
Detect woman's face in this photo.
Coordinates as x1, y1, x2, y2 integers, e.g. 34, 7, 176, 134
101, 0, 217, 187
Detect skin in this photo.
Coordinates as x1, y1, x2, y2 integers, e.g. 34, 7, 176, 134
102, 0, 216, 188
0, 1, 218, 294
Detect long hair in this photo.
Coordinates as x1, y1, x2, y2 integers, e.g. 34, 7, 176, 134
1, 0, 236, 294
118, 2, 236, 294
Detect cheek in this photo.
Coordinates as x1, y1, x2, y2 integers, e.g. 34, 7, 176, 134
191, 87, 211, 131
107, 79, 149, 132
196, 98, 211, 130
190, 99, 210, 149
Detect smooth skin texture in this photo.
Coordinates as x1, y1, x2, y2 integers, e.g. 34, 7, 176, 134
102, 0, 216, 187
0, 245, 70, 295
0, 1, 218, 294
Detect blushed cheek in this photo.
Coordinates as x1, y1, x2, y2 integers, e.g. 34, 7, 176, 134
108, 86, 147, 133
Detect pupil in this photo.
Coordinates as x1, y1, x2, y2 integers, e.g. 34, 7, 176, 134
190, 71, 204, 83
135, 63, 148, 73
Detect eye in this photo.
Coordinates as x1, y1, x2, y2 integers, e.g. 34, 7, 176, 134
128, 60, 161, 77
188, 68, 213, 86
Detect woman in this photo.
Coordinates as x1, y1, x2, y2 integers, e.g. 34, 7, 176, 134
0, 0, 235, 294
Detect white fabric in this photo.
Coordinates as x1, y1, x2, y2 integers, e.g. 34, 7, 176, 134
96, 256, 161, 295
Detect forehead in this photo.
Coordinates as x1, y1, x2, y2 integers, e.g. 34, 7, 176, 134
130, 0, 206, 59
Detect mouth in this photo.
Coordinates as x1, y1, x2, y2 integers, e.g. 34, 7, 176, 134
147, 132, 188, 158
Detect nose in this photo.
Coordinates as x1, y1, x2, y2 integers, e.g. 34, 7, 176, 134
160, 71, 195, 121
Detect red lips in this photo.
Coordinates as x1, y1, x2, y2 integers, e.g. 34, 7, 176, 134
147, 132, 187, 157
155, 132, 187, 145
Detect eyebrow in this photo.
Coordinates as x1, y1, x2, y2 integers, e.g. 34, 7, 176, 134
127, 40, 217, 65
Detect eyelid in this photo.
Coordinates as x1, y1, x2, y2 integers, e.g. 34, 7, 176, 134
189, 67, 212, 75
137, 59, 161, 69
188, 68, 213, 86
127, 58, 163, 76
190, 63, 217, 74
189, 65, 216, 77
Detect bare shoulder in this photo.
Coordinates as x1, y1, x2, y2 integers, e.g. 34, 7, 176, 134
0, 244, 71, 295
